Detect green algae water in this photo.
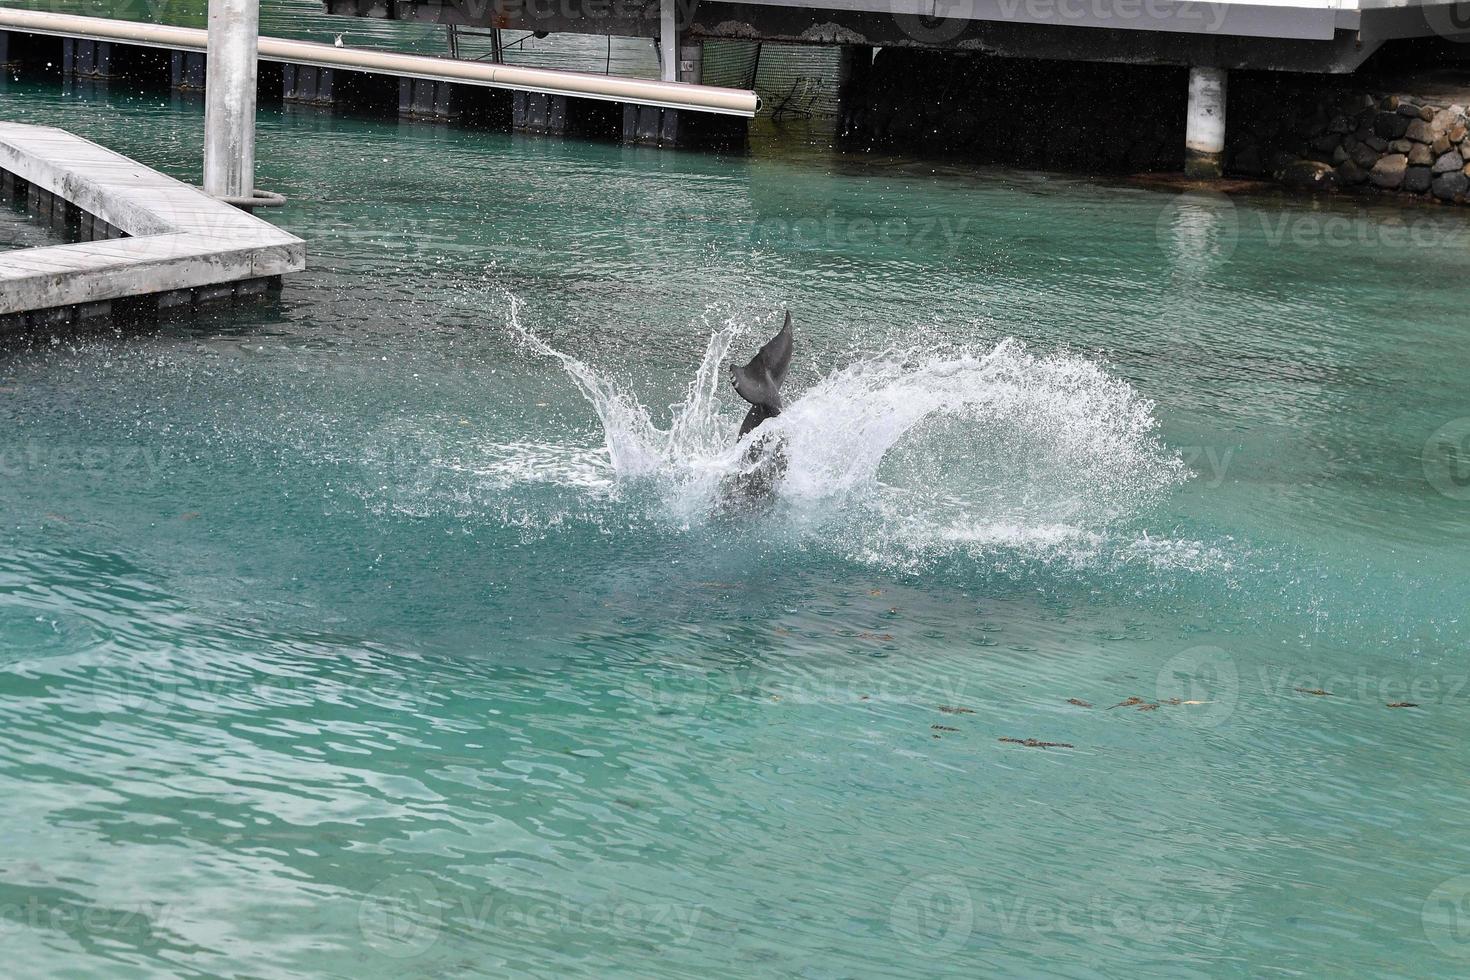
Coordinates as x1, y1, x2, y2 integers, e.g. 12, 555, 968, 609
5, 60, 1470, 979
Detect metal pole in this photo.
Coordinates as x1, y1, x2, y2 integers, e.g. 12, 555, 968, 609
659, 0, 676, 82
203, 0, 258, 200
1184, 66, 1227, 179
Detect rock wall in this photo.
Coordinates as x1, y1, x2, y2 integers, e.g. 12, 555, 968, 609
1228, 78, 1470, 203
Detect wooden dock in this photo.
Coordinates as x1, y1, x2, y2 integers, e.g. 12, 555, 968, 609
0, 122, 305, 328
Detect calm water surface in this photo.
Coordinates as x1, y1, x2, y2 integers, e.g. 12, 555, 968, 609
2, 55, 1470, 979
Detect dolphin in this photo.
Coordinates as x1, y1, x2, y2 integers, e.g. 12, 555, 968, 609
724, 313, 794, 502
731, 312, 793, 438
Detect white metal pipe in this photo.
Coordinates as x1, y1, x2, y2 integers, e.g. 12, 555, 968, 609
203, 0, 259, 200
0, 9, 760, 116
1184, 65, 1228, 178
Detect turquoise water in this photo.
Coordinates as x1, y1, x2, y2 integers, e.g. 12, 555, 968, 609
4, 67, 1470, 977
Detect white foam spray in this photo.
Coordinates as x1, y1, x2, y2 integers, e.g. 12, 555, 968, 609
502, 298, 1197, 568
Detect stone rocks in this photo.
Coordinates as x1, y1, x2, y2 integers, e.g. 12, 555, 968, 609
1277, 158, 1336, 190
1370, 153, 1408, 188
1403, 166, 1432, 194
1336, 159, 1368, 185
1374, 111, 1410, 140
1224, 79, 1470, 206
1432, 171, 1469, 200
1352, 141, 1381, 170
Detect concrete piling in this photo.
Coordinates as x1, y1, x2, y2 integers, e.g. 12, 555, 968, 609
513, 91, 568, 135
399, 78, 458, 121
283, 64, 335, 104
1184, 66, 1227, 178
204, 0, 259, 201
170, 50, 206, 90
659, 0, 677, 82
61, 39, 117, 78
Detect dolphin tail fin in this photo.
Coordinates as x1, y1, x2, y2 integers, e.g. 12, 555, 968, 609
732, 312, 794, 411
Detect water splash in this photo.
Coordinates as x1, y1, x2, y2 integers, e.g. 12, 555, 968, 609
504, 299, 1192, 563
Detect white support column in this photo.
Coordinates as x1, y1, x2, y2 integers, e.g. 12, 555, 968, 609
203, 0, 259, 200
659, 0, 677, 83
1184, 66, 1227, 179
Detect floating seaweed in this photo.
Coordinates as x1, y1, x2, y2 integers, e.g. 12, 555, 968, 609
938, 705, 975, 715
999, 737, 1074, 749
1387, 702, 1419, 708
1067, 699, 1093, 708
1295, 688, 1333, 696
1106, 695, 1207, 712
932, 724, 959, 732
